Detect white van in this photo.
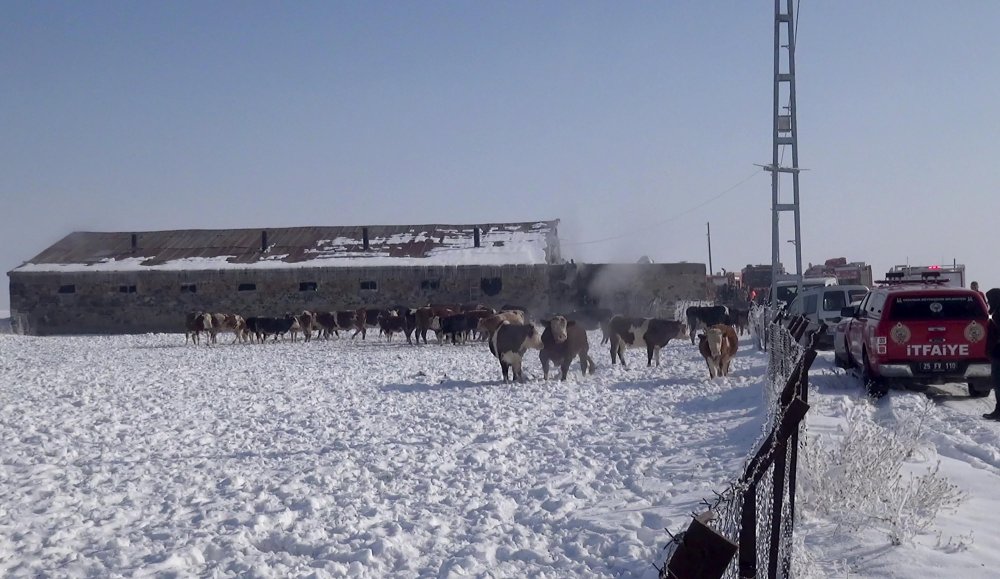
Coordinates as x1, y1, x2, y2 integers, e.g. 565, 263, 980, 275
752, 277, 840, 349
765, 276, 839, 308
787, 284, 870, 348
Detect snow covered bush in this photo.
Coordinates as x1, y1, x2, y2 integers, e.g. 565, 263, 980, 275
797, 397, 967, 545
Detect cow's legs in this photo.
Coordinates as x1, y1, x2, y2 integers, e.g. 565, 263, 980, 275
540, 354, 550, 381
616, 343, 627, 367
647, 344, 655, 367
560, 359, 571, 381
706, 358, 719, 378
500, 360, 510, 382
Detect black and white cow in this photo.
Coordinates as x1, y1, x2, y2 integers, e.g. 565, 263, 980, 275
490, 322, 544, 383
685, 305, 730, 345
608, 316, 687, 367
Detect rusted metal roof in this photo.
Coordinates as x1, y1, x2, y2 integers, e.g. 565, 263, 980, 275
16, 221, 561, 270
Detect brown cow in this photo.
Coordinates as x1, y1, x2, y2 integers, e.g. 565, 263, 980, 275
540, 316, 595, 381
490, 322, 544, 383
295, 311, 316, 342
698, 323, 739, 378
185, 312, 213, 345
608, 316, 687, 367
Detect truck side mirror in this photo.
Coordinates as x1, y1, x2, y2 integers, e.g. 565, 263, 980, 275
840, 306, 856, 318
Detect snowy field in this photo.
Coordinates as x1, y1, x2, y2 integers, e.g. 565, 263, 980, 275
1, 330, 1000, 577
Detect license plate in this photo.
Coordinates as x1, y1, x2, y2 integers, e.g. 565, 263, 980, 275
917, 361, 959, 373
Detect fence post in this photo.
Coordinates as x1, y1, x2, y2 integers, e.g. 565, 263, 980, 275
767, 445, 788, 579
736, 397, 809, 578
666, 512, 738, 579
738, 487, 758, 578
780, 327, 820, 576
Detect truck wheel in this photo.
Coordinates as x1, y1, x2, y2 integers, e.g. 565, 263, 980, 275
862, 351, 888, 399
968, 378, 992, 398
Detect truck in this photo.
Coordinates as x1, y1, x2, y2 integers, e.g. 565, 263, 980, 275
887, 263, 966, 288
742, 263, 784, 303
805, 258, 874, 288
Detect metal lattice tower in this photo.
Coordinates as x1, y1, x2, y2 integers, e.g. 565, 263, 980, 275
765, 0, 803, 304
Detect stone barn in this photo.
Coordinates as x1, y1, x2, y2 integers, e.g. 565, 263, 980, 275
7, 221, 708, 335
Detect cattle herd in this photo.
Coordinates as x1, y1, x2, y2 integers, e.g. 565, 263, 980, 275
183, 303, 750, 382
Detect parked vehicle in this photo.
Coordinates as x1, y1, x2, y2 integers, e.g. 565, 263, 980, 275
833, 300, 864, 368
765, 276, 839, 309
887, 263, 966, 288
751, 276, 839, 349
835, 273, 991, 397
786, 284, 870, 349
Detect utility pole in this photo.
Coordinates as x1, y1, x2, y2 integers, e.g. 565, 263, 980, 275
706, 222, 714, 276
763, 0, 803, 306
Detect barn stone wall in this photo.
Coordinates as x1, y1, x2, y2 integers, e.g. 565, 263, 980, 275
8, 262, 707, 335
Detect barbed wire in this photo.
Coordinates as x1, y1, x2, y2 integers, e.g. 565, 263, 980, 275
657, 315, 807, 578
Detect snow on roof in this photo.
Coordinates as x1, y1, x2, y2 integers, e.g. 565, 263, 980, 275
12, 222, 561, 273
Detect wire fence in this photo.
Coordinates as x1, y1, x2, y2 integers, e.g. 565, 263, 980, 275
657, 310, 818, 579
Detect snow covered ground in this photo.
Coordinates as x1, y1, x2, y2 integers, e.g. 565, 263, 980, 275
1, 330, 999, 577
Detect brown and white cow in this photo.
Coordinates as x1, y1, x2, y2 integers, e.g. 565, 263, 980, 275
477, 311, 527, 341
351, 307, 378, 340
698, 323, 739, 378
608, 316, 687, 367
185, 312, 213, 345
539, 316, 596, 381
685, 305, 730, 345
210, 313, 247, 344
414, 307, 443, 344
293, 311, 316, 342
490, 322, 544, 383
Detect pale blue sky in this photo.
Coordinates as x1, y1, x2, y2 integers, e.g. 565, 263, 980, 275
3, 1, 999, 309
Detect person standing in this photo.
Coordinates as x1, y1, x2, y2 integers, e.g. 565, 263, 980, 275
982, 288, 1000, 419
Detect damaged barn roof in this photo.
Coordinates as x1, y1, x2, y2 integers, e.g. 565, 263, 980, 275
12, 221, 562, 273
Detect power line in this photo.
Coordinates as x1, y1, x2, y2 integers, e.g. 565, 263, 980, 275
560, 170, 762, 247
